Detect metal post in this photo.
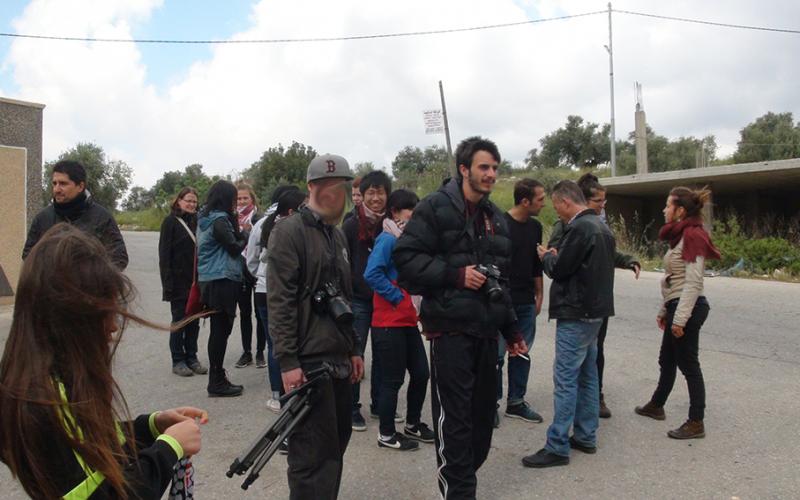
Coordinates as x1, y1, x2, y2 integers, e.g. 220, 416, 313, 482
606, 3, 617, 176
439, 80, 454, 177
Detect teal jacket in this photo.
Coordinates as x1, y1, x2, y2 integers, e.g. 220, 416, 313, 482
197, 211, 244, 283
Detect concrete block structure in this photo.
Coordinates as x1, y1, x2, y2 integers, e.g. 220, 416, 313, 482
0, 96, 45, 303
603, 158, 800, 240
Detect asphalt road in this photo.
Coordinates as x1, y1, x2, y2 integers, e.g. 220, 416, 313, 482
1, 231, 799, 499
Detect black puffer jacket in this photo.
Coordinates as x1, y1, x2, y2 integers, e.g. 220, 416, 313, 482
542, 209, 616, 320
22, 193, 128, 270
393, 179, 517, 339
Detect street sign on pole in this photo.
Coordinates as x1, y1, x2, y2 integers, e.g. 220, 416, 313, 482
423, 109, 444, 135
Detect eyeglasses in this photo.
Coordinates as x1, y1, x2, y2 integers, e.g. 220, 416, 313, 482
589, 198, 607, 205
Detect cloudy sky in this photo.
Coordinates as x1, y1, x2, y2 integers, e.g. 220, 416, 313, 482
1, 0, 799, 189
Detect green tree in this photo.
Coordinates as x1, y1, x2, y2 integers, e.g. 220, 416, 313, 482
392, 145, 450, 190
733, 112, 800, 163
44, 142, 132, 211
243, 142, 317, 202
537, 116, 610, 169
353, 161, 376, 177
122, 186, 155, 211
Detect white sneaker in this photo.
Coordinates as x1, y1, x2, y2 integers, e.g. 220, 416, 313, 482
267, 398, 281, 413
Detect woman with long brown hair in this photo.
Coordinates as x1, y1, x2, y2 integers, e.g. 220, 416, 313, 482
159, 187, 207, 377
635, 186, 721, 439
0, 223, 207, 499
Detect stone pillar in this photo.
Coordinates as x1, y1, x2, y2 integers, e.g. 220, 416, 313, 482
635, 107, 648, 174
0, 146, 28, 303
0, 96, 46, 229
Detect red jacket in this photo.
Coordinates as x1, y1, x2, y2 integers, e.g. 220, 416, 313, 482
372, 280, 418, 327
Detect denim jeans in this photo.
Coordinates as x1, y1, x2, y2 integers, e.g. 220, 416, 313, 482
351, 298, 380, 413
254, 292, 282, 394
169, 298, 199, 365
545, 319, 601, 457
497, 303, 536, 406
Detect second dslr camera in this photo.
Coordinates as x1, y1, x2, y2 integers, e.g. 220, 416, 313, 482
312, 282, 353, 325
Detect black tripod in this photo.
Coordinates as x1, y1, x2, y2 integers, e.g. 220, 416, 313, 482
226, 365, 330, 490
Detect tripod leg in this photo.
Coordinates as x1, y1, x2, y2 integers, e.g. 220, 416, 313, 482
241, 396, 315, 490
227, 395, 300, 477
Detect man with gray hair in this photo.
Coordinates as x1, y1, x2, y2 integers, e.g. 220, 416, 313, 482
523, 180, 616, 468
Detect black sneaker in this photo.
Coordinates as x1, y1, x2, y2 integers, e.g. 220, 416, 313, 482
404, 422, 435, 443
522, 448, 569, 468
278, 438, 289, 455
235, 352, 253, 368
255, 352, 267, 368
377, 433, 419, 451
569, 436, 597, 454
352, 411, 367, 432
505, 401, 543, 423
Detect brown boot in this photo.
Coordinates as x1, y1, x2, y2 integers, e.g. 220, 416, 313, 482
634, 401, 666, 420
667, 419, 705, 439
599, 395, 612, 419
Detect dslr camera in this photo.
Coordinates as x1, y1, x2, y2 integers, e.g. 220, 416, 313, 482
312, 282, 354, 325
474, 264, 506, 303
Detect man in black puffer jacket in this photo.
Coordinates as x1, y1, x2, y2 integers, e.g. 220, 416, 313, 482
22, 160, 128, 269
394, 136, 527, 500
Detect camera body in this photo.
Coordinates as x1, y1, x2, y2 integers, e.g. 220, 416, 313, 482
312, 282, 354, 325
474, 263, 505, 303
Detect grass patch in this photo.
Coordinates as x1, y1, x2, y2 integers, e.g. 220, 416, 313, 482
116, 207, 167, 231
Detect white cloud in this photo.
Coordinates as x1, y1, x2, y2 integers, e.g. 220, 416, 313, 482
5, 0, 800, 188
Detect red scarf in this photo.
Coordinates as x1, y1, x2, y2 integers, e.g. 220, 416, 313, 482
356, 204, 382, 243
658, 216, 721, 263
238, 204, 255, 230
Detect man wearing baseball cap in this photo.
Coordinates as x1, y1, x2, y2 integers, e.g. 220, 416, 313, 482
267, 154, 365, 499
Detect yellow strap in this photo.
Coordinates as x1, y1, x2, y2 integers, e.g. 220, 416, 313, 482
62, 469, 105, 500
55, 381, 126, 499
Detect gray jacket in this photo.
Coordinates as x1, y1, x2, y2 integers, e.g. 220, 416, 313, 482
266, 207, 359, 373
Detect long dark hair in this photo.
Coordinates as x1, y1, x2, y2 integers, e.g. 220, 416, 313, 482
0, 224, 164, 499
260, 189, 306, 249
202, 180, 238, 217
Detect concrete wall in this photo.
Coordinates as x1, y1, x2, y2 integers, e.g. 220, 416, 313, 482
0, 97, 45, 229
0, 146, 28, 304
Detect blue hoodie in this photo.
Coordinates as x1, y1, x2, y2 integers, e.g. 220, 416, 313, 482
197, 211, 243, 283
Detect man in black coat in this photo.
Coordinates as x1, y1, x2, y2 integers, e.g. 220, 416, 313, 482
22, 160, 128, 270
394, 136, 527, 499
522, 180, 615, 469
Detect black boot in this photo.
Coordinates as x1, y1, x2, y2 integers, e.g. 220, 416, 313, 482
207, 369, 243, 397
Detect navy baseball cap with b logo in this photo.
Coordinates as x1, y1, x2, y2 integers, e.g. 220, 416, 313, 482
306, 154, 354, 182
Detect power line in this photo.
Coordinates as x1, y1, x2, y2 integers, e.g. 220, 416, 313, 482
0, 10, 605, 45
1, 8, 797, 46
615, 9, 800, 35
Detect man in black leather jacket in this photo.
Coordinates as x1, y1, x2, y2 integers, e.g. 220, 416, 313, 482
394, 136, 527, 499
522, 180, 615, 469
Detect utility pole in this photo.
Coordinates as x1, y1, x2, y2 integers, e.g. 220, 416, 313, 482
605, 2, 617, 176
439, 80, 454, 177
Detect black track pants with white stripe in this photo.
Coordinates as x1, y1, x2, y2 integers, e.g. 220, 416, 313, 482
430, 334, 498, 500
